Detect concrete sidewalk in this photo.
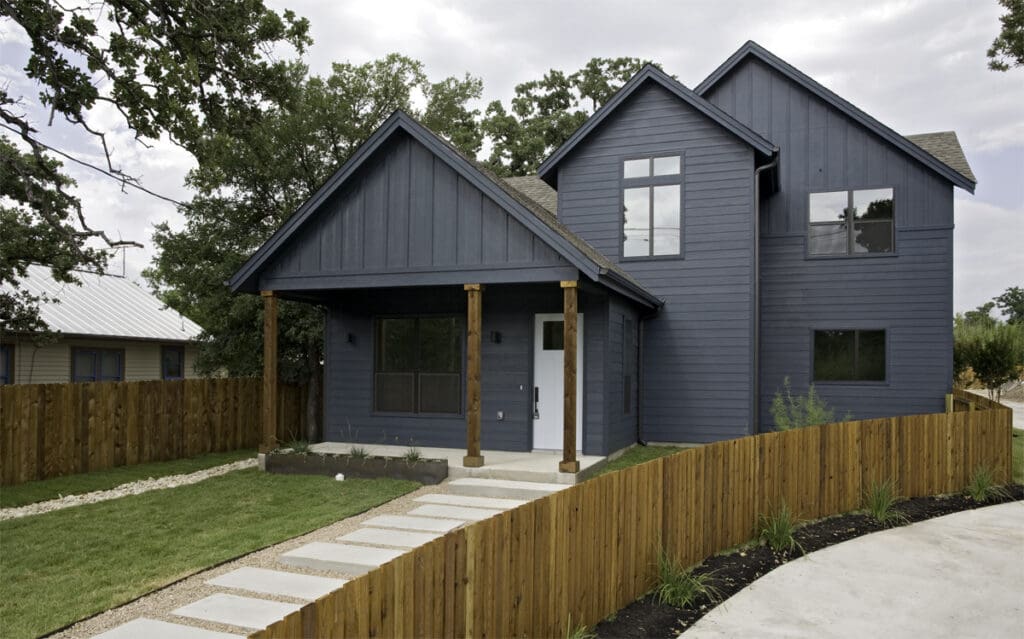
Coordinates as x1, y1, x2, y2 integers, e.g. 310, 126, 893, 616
685, 502, 1024, 638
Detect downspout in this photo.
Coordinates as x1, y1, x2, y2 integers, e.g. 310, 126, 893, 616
752, 152, 779, 434
636, 307, 657, 446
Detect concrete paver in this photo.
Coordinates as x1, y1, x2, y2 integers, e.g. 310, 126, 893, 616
92, 618, 243, 639
173, 593, 301, 630
362, 514, 465, 533
338, 527, 444, 548
414, 493, 527, 509
684, 502, 1024, 638
279, 541, 405, 575
407, 503, 504, 521
207, 567, 346, 601
447, 477, 567, 499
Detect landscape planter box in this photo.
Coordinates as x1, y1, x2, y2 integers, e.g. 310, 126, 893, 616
265, 451, 448, 485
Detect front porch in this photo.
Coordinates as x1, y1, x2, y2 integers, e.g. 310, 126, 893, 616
310, 443, 608, 484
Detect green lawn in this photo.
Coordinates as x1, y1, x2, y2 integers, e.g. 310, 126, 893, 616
593, 445, 682, 477
1013, 429, 1023, 485
1, 449, 256, 508
0, 469, 417, 639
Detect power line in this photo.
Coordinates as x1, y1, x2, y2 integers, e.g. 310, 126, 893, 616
0, 122, 187, 207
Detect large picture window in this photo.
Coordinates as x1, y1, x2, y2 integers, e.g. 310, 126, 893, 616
809, 188, 894, 255
374, 317, 462, 414
71, 348, 124, 382
813, 330, 886, 381
622, 155, 681, 258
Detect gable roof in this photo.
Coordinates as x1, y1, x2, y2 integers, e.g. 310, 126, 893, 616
229, 111, 661, 308
504, 175, 557, 214
3, 264, 203, 341
537, 64, 776, 188
905, 132, 976, 184
695, 41, 976, 193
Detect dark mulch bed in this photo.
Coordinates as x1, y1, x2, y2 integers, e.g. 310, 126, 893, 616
594, 484, 1024, 638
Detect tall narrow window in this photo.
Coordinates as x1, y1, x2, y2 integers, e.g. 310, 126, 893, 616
809, 188, 894, 255
375, 317, 462, 414
71, 348, 123, 382
0, 344, 12, 385
622, 156, 682, 258
814, 330, 886, 381
161, 345, 185, 380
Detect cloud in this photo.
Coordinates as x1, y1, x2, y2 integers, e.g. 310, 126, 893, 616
953, 197, 1024, 313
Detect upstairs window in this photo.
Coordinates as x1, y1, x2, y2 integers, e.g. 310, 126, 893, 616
814, 330, 886, 382
809, 188, 894, 255
161, 345, 185, 380
0, 345, 12, 385
72, 348, 123, 382
374, 317, 462, 414
622, 155, 682, 258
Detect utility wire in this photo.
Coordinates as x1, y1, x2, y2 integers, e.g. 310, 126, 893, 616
0, 122, 187, 207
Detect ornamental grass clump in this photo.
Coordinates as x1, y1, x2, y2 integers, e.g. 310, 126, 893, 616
770, 377, 846, 430
863, 479, 907, 527
758, 501, 803, 554
652, 551, 721, 609
966, 465, 1011, 503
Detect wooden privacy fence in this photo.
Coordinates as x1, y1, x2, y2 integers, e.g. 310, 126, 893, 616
253, 397, 1012, 639
0, 378, 307, 486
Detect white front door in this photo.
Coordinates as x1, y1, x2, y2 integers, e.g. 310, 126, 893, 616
532, 313, 583, 451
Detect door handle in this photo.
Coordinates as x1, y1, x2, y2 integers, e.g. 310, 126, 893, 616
533, 386, 540, 419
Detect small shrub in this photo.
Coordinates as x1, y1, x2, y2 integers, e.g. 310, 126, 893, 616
758, 501, 803, 554
564, 616, 596, 639
863, 479, 907, 527
403, 446, 423, 463
770, 377, 847, 430
349, 445, 369, 459
286, 439, 311, 455
966, 465, 1011, 503
652, 551, 720, 609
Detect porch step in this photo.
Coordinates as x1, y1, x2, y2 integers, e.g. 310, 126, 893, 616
207, 567, 346, 601
279, 542, 405, 575
337, 527, 444, 548
92, 618, 243, 639
447, 477, 568, 500
407, 503, 503, 521
362, 514, 465, 533
414, 494, 527, 509
173, 593, 301, 630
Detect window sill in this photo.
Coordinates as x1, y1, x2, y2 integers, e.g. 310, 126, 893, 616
805, 252, 897, 261
621, 254, 683, 263
370, 411, 464, 420
813, 380, 889, 387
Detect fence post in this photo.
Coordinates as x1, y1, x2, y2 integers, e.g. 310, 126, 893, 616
945, 393, 953, 413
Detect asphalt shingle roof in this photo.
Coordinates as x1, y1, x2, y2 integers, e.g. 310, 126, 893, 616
904, 132, 977, 185
503, 175, 558, 214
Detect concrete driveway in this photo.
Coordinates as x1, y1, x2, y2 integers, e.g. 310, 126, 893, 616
684, 502, 1024, 638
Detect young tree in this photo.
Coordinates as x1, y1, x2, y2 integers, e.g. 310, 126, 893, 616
0, 0, 311, 328
988, 0, 1024, 71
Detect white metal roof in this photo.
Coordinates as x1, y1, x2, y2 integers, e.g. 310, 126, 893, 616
3, 264, 203, 342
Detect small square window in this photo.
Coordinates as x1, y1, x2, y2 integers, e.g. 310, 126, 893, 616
542, 321, 564, 350
653, 156, 680, 176
809, 188, 893, 256
623, 158, 650, 179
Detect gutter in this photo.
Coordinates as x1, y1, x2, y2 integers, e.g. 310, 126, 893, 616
752, 152, 779, 434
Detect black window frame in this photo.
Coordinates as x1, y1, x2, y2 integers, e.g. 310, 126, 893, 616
372, 315, 464, 416
621, 154, 683, 260
807, 187, 895, 257
812, 329, 888, 383
161, 345, 186, 380
0, 344, 12, 385
71, 347, 125, 383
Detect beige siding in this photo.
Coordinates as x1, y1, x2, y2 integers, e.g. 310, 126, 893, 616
7, 337, 199, 384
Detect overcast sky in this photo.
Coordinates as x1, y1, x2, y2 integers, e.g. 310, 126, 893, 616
1, 0, 1021, 314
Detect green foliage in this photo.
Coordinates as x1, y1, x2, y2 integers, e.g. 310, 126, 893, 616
965, 465, 1011, 503
480, 57, 654, 176
989, 0, 1024, 71
593, 445, 680, 477
758, 501, 803, 554
285, 439, 311, 455
403, 446, 423, 463
1013, 429, 1024, 485
1, 0, 311, 327
863, 479, 907, 527
996, 286, 1024, 324
770, 377, 843, 430
953, 320, 1024, 398
564, 615, 597, 639
653, 551, 720, 609
349, 445, 370, 460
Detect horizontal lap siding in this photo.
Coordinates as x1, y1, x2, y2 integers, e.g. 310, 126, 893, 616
705, 59, 955, 429
557, 82, 756, 444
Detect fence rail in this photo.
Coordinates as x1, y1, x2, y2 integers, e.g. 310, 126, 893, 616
252, 401, 1013, 639
0, 378, 306, 486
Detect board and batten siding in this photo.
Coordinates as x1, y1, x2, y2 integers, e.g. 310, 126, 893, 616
703, 57, 955, 426
555, 81, 757, 443
259, 132, 573, 292
6, 337, 198, 384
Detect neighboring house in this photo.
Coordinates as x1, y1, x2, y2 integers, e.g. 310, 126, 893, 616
229, 41, 974, 462
0, 264, 203, 384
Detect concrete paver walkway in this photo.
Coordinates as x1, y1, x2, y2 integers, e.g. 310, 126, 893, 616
685, 502, 1024, 638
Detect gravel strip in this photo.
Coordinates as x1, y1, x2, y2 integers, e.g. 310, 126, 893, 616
0, 459, 258, 521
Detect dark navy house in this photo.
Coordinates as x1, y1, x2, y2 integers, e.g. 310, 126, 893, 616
230, 42, 975, 472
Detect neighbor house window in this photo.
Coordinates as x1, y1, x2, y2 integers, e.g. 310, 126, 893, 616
813, 330, 886, 381
0, 345, 12, 385
809, 188, 894, 255
161, 345, 185, 380
622, 155, 681, 258
71, 348, 124, 382
374, 317, 462, 414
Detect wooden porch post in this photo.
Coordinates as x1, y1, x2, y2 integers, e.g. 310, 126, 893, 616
560, 280, 580, 473
464, 284, 484, 467
261, 291, 278, 453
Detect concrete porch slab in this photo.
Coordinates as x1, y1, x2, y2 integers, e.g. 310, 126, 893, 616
173, 593, 301, 630
338, 527, 444, 548
447, 477, 568, 500
414, 494, 527, 509
362, 514, 465, 533
92, 618, 244, 639
207, 567, 346, 601
309, 443, 606, 484
279, 542, 405, 575
407, 503, 504, 521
